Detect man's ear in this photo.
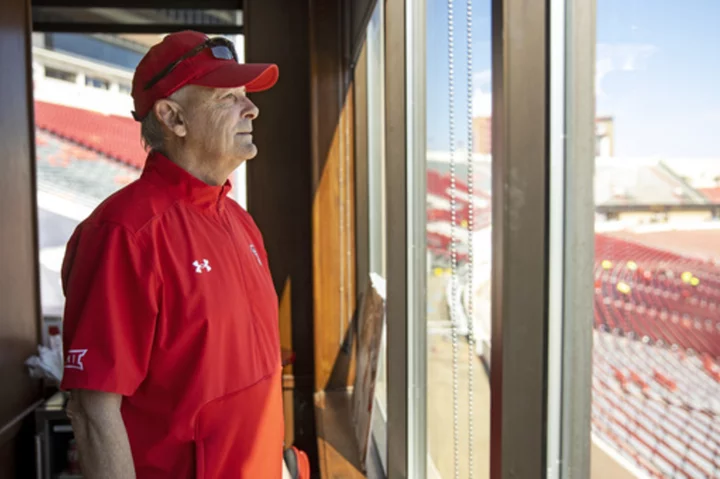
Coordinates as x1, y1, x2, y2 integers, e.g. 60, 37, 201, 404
154, 99, 187, 138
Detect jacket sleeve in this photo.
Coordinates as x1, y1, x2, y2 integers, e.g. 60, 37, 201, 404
60, 221, 160, 396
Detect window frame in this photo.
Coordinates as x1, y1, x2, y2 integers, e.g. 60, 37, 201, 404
554, 0, 596, 476
355, 1, 390, 474
384, 0, 427, 476
361, 0, 597, 476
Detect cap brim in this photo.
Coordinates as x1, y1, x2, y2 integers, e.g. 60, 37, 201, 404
190, 62, 279, 92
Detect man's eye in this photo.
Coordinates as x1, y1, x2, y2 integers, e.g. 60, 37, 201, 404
222, 93, 235, 101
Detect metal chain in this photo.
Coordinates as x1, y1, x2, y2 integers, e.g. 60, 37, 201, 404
447, 0, 460, 477
466, 0, 475, 476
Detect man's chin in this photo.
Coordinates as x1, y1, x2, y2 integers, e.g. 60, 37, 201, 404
237, 144, 258, 162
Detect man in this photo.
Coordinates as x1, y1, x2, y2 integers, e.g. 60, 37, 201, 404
60, 30, 284, 478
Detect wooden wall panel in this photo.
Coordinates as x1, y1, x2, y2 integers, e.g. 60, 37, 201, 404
0, 0, 43, 473
243, 0, 318, 467
312, 87, 356, 392
310, 0, 357, 393
353, 41, 369, 301
246, 0, 373, 471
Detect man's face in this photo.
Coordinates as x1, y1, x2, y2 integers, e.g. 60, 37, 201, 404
182, 85, 260, 165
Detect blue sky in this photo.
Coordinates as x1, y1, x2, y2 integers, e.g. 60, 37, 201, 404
426, 0, 720, 158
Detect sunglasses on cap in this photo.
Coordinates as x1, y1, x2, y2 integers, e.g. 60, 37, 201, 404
143, 37, 238, 91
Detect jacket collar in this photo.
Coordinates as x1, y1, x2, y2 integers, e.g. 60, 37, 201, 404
142, 151, 232, 209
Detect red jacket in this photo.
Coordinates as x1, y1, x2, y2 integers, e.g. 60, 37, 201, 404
61, 152, 284, 478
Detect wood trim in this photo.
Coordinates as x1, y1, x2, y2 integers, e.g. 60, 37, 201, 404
32, 0, 243, 8
0, 0, 43, 475
310, 0, 357, 393
278, 277, 293, 376
312, 84, 357, 392
354, 41, 369, 302
282, 374, 295, 448
315, 391, 366, 478
0, 0, 42, 433
32, 23, 244, 34
0, 400, 43, 443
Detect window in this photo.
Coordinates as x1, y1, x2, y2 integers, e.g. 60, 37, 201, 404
424, 0, 492, 477
589, 2, 720, 478
48, 33, 144, 71
383, 0, 597, 476
45, 66, 76, 83
365, 1, 388, 472
85, 76, 110, 89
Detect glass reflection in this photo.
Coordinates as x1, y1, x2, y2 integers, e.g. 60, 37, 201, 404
591, 2, 720, 477
426, 0, 491, 477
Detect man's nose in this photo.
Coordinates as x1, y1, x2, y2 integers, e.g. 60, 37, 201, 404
241, 97, 259, 120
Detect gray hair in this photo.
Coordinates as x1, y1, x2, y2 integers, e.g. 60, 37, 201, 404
140, 89, 188, 152
140, 111, 165, 152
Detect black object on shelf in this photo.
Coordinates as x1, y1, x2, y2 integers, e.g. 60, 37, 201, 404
35, 391, 83, 479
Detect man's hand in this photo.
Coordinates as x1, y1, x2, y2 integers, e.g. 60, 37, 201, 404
66, 389, 136, 479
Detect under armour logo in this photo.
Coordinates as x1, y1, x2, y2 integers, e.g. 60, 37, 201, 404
65, 349, 88, 371
193, 259, 212, 273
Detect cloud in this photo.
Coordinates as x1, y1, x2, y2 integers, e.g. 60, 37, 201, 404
472, 69, 492, 117
596, 43, 657, 96
473, 70, 492, 88
466, 45, 657, 116
697, 110, 720, 122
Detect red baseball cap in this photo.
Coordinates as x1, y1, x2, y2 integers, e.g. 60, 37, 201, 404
131, 30, 278, 121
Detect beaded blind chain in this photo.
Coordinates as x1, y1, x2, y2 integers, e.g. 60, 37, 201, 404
447, 0, 460, 476
448, 0, 475, 476
465, 0, 475, 476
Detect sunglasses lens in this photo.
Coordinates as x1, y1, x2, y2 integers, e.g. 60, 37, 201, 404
210, 45, 235, 60
144, 40, 237, 92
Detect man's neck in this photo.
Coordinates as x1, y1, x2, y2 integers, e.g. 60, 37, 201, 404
161, 146, 233, 186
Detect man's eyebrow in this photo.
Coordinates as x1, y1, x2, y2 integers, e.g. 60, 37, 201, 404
213, 89, 232, 98
219, 86, 247, 95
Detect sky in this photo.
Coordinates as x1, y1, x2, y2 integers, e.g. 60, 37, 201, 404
426, 0, 720, 158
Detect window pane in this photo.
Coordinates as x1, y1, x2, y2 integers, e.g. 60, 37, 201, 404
426, 0, 491, 476
591, 2, 720, 478
49, 33, 145, 70
367, 0, 388, 472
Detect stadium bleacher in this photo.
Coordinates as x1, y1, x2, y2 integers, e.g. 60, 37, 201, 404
428, 162, 720, 478
595, 234, 720, 357
594, 234, 720, 478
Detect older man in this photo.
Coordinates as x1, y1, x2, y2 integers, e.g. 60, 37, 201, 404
60, 31, 284, 478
